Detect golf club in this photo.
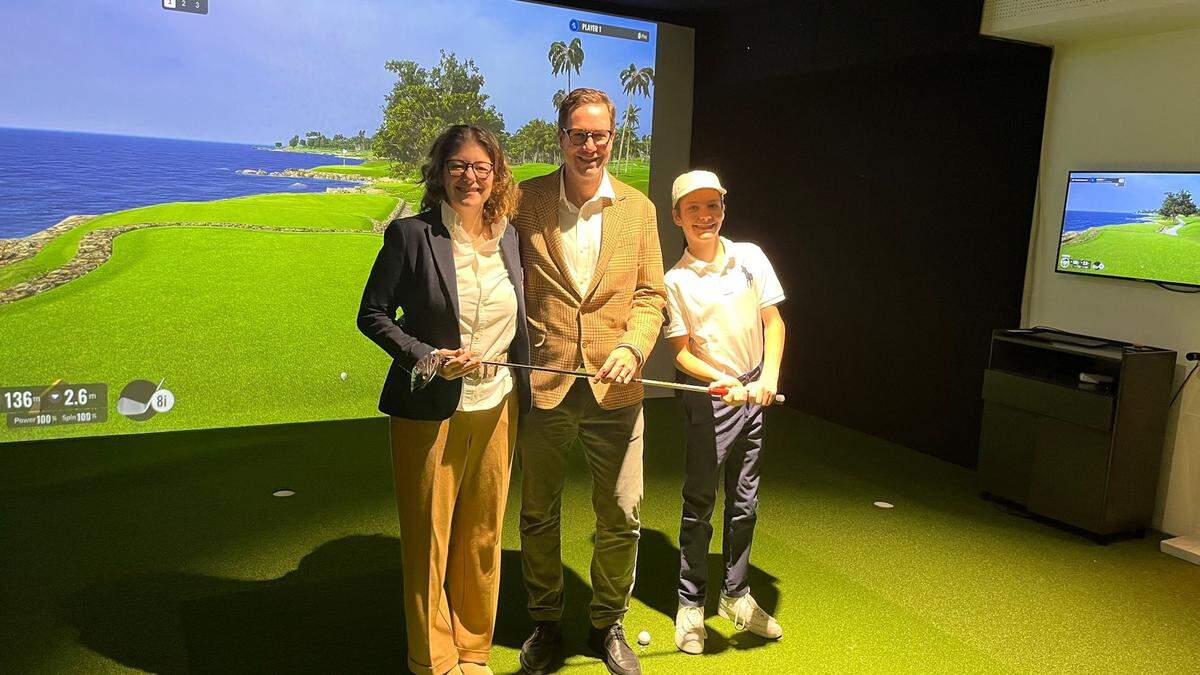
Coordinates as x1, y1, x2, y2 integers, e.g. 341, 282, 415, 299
411, 352, 786, 404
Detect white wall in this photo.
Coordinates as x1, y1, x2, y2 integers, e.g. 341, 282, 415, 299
1024, 27, 1200, 535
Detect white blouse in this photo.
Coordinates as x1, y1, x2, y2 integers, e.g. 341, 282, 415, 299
441, 202, 518, 412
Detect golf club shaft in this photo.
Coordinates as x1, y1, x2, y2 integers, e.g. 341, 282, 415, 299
474, 359, 786, 404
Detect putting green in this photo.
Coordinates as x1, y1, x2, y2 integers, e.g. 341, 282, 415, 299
311, 159, 393, 177
0, 192, 397, 292
0, 226, 390, 441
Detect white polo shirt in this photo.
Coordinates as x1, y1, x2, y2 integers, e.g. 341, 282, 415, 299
664, 237, 785, 378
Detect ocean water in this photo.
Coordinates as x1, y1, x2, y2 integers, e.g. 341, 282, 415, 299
0, 128, 366, 238
1062, 210, 1153, 232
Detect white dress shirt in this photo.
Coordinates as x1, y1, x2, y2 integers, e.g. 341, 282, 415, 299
441, 202, 518, 412
557, 171, 615, 294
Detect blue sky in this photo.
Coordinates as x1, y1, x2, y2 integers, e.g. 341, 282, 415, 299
0, 0, 656, 144
1066, 172, 1200, 213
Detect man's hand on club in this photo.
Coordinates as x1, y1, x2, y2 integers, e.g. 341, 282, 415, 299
594, 346, 640, 384
433, 348, 483, 380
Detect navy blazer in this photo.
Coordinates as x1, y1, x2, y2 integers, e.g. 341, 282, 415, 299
357, 208, 531, 420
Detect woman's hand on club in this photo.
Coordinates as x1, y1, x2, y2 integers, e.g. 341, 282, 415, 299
434, 348, 483, 380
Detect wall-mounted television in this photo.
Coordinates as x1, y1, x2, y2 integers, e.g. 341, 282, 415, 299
1056, 171, 1200, 288
0, 0, 689, 442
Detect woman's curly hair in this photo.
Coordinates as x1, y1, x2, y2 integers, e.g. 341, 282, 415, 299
420, 125, 520, 228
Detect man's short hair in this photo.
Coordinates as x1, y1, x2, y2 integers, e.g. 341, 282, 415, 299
557, 88, 617, 132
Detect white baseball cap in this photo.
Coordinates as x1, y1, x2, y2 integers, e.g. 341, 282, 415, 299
671, 170, 726, 207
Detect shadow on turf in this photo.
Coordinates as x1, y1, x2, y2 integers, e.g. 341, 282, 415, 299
634, 528, 782, 655
58, 530, 777, 672
57, 533, 600, 674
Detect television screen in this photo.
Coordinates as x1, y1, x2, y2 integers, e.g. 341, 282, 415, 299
0, 0, 671, 441
1057, 171, 1200, 288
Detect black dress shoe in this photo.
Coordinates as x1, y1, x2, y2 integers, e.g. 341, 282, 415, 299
587, 623, 641, 675
519, 620, 561, 674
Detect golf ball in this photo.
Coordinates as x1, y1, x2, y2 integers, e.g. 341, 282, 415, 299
637, 630, 651, 646
340, 371, 348, 381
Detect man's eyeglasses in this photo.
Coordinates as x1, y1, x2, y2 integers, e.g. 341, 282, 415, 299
562, 128, 613, 147
446, 160, 494, 178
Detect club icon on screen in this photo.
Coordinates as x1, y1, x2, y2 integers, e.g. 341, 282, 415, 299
117, 378, 175, 421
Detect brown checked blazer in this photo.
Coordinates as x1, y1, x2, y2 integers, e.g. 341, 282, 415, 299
514, 168, 666, 410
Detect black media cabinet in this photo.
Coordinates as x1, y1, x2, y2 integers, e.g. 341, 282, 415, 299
977, 329, 1175, 537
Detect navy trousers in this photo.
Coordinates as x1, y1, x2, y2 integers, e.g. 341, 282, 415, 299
677, 366, 765, 606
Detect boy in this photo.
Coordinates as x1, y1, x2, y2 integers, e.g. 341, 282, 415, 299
663, 170, 786, 654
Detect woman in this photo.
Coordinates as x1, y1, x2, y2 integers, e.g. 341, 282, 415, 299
357, 124, 528, 675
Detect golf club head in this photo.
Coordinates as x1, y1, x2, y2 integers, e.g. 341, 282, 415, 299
116, 397, 151, 416
410, 352, 443, 392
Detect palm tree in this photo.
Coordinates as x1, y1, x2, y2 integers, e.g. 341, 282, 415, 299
618, 104, 641, 173
552, 88, 567, 112
617, 63, 654, 173
548, 38, 585, 94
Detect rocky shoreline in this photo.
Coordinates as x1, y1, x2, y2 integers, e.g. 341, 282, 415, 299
238, 167, 382, 183
0, 215, 98, 266
0, 195, 411, 306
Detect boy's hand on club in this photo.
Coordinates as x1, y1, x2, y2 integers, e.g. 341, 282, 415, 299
595, 346, 640, 384
745, 377, 779, 406
711, 375, 747, 406
434, 348, 483, 380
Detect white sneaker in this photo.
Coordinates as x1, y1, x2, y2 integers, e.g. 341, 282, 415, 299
718, 592, 783, 639
674, 602, 706, 654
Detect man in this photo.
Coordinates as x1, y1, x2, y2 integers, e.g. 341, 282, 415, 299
514, 88, 666, 675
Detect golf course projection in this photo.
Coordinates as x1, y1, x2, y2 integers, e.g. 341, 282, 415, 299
1057, 172, 1200, 287
0, 1, 659, 441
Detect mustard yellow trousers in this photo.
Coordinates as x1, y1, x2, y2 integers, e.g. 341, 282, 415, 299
390, 394, 517, 675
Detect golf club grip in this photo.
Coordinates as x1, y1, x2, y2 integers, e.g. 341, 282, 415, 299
708, 385, 786, 404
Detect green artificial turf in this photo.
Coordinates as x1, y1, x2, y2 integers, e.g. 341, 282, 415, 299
0, 227, 390, 441
0, 193, 397, 292
3, 404, 1198, 674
